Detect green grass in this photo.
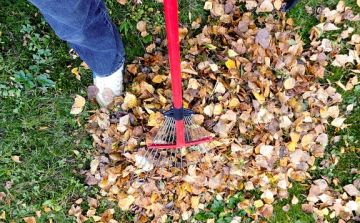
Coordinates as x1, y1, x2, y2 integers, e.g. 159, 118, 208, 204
269, 183, 315, 223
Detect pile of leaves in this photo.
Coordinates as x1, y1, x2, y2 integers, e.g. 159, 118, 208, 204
70, 0, 360, 222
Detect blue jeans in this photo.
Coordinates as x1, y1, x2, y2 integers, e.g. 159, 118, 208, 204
28, 0, 125, 77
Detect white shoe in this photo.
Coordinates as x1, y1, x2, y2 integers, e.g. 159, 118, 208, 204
93, 64, 124, 108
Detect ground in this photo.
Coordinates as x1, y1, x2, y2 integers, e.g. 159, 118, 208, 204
0, 0, 359, 222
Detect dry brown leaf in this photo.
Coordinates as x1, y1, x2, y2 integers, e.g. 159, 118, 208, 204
331, 117, 346, 128
255, 29, 270, 48
11, 155, 21, 163
23, 217, 36, 223
70, 95, 86, 115
87, 85, 99, 100
136, 21, 146, 32
123, 93, 137, 109
117, 0, 126, 5
118, 195, 135, 211
283, 78, 296, 89
343, 184, 360, 196
0, 211, 5, 219
256, 0, 273, 13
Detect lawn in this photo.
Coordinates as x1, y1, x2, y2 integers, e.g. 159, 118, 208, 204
0, 0, 359, 222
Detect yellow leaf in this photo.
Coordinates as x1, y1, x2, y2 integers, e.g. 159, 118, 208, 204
358, 0, 360, 7
152, 75, 167, 83
151, 193, 158, 203
158, 93, 167, 106
123, 93, 137, 109
288, 98, 297, 107
225, 59, 236, 69
254, 200, 264, 208
252, 91, 265, 104
228, 98, 240, 109
0, 211, 5, 219
71, 67, 81, 81
70, 95, 85, 115
287, 141, 297, 151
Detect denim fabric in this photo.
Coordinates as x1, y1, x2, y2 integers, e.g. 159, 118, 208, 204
28, 0, 125, 77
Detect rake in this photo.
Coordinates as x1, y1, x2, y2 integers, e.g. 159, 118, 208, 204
130, 0, 224, 182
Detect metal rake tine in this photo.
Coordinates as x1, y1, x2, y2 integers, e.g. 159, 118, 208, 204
168, 148, 174, 170
192, 149, 205, 172
153, 118, 170, 143
174, 148, 178, 174
144, 149, 160, 180
209, 141, 229, 163
158, 152, 167, 181
150, 152, 164, 179
130, 147, 154, 181
199, 143, 215, 168
159, 118, 173, 143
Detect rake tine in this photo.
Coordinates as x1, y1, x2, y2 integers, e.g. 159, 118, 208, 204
200, 143, 215, 168
144, 149, 160, 180
168, 148, 174, 170
130, 147, 153, 181
193, 149, 205, 172
174, 148, 178, 174
158, 152, 167, 181
153, 118, 170, 143
151, 152, 164, 179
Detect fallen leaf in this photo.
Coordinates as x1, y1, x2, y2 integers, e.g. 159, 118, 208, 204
136, 21, 147, 32
11, 155, 21, 163
71, 67, 81, 81
225, 59, 236, 69
255, 29, 270, 48
343, 184, 360, 196
331, 117, 346, 128
123, 93, 138, 109
283, 78, 296, 89
256, 0, 273, 13
252, 91, 265, 104
214, 82, 226, 94
0, 211, 5, 219
70, 95, 86, 115
117, 0, 127, 5
87, 85, 99, 100
118, 195, 135, 211
292, 195, 299, 205
23, 217, 36, 223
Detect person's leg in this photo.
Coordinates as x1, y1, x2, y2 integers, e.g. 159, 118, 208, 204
28, 0, 125, 107
29, 0, 125, 77
281, 0, 300, 11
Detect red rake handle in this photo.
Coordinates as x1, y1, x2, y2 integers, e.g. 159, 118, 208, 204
163, 0, 185, 147
164, 0, 182, 108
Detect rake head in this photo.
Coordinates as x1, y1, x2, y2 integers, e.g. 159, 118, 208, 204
130, 108, 224, 182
